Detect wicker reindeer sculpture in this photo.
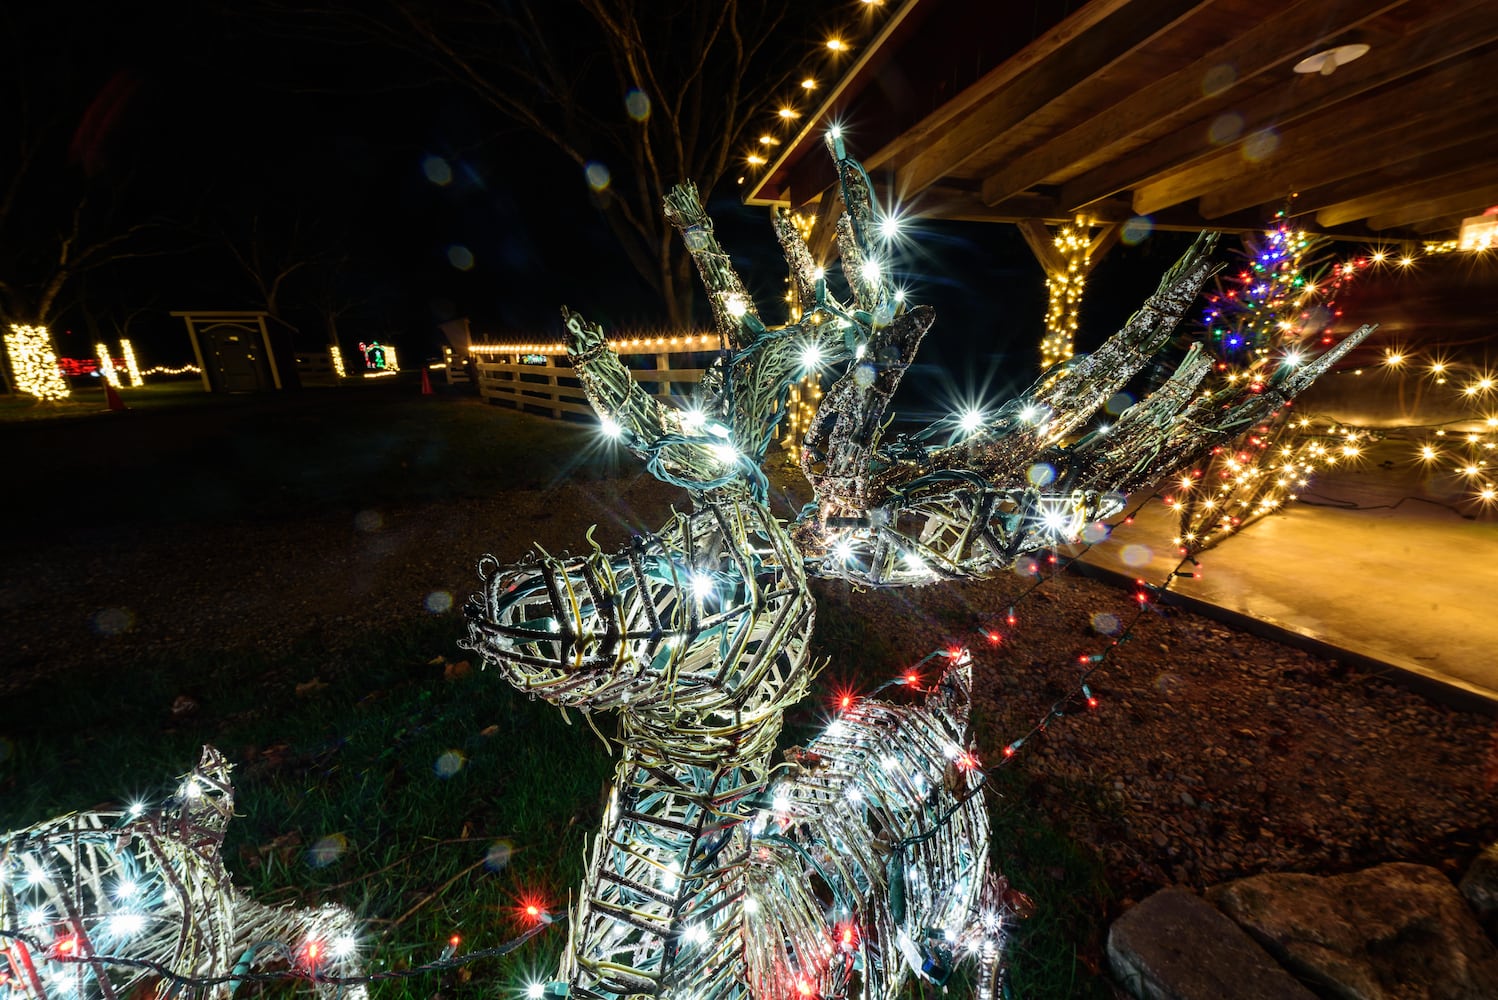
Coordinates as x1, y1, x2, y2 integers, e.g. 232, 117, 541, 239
0, 747, 366, 1000
464, 134, 1370, 1000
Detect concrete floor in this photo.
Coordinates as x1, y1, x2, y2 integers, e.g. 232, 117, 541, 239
1079, 437, 1498, 706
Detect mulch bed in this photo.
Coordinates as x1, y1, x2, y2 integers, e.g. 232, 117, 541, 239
5, 476, 1496, 906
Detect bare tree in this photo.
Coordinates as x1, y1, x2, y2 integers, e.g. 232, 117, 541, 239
265, 0, 804, 327
0, 8, 171, 392
219, 212, 325, 323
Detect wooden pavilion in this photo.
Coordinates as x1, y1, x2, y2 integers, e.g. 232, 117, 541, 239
745, 0, 1498, 257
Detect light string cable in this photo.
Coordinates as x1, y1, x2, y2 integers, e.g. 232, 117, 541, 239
0, 921, 552, 993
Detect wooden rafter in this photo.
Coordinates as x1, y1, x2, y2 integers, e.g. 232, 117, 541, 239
1059, 0, 1498, 215
890, 0, 1209, 201
1130, 57, 1498, 218
978, 0, 1401, 208
1296, 135, 1498, 224
1198, 105, 1498, 220
1368, 182, 1498, 230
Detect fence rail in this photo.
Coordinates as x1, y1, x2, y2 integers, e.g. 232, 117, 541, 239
474, 345, 708, 420
296, 351, 339, 387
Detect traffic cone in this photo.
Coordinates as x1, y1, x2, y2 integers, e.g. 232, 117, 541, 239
104, 382, 128, 411
420, 367, 434, 395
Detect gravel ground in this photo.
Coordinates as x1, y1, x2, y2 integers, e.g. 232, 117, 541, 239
4, 472, 1496, 904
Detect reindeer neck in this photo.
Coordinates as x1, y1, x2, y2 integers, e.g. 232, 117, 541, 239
566, 718, 780, 1000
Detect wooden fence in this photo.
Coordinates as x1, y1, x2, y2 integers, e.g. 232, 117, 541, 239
473, 336, 714, 420
296, 350, 339, 386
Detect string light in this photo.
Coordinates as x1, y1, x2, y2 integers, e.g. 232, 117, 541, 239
1040, 216, 1092, 369
119, 339, 142, 387
141, 363, 202, 376
94, 343, 122, 388
4, 324, 71, 401
330, 344, 347, 378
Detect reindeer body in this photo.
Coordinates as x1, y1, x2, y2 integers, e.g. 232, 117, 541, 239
468, 504, 999, 1000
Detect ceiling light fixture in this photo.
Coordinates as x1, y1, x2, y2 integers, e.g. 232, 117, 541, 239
1293, 43, 1369, 76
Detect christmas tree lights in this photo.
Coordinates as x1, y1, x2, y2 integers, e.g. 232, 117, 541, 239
93, 344, 122, 388
465, 133, 1364, 999
1169, 222, 1376, 553
119, 339, 142, 387
0, 748, 366, 999
4, 324, 71, 402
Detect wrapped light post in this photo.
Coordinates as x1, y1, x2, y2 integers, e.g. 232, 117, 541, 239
466, 133, 1367, 999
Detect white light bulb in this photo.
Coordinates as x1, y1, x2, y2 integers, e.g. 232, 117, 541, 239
832, 539, 854, 562
800, 345, 822, 369
879, 215, 900, 240
109, 913, 147, 938
527, 983, 545, 1000
332, 934, 358, 958
894, 289, 906, 303
691, 573, 716, 600
680, 409, 706, 431
959, 409, 983, 434
115, 880, 138, 899
710, 443, 738, 466
600, 417, 622, 439
860, 259, 881, 282
725, 295, 748, 318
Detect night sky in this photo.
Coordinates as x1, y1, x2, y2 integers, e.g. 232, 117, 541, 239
8, 2, 1207, 415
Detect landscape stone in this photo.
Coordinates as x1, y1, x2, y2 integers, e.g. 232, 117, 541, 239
1458, 842, 1498, 920
1106, 887, 1316, 1000
1210, 862, 1498, 1000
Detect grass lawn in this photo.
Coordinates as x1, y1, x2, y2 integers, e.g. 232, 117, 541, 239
1, 386, 1112, 998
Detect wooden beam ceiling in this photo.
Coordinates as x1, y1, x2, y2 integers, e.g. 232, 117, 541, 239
978, 0, 1398, 209
1128, 52, 1498, 218
889, 0, 1208, 200
1297, 136, 1498, 225
1059, 0, 1498, 218
746, 0, 1498, 244
1368, 182, 1498, 231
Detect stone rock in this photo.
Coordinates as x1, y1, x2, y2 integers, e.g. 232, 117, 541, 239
1107, 887, 1317, 1000
1209, 862, 1498, 1000
1459, 843, 1498, 921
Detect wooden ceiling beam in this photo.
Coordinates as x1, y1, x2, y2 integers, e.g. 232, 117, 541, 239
978, 0, 1396, 208
1368, 182, 1498, 230
1059, 0, 1498, 212
1132, 59, 1498, 217
1196, 104, 1498, 219
918, 184, 1267, 233
1412, 213, 1470, 237
889, 0, 1209, 202
1015, 219, 1069, 275
1312, 153, 1498, 228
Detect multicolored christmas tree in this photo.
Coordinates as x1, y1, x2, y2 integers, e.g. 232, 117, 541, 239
1169, 218, 1372, 556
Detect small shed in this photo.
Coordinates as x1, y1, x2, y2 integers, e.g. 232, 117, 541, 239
172, 311, 301, 393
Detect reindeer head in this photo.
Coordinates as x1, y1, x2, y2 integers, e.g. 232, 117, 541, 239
465, 133, 1370, 734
